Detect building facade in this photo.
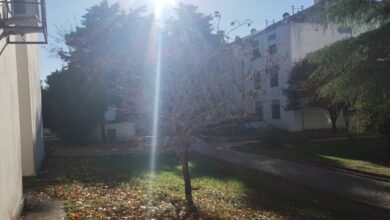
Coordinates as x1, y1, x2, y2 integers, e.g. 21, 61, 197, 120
0, 2, 45, 218
235, 4, 356, 131
93, 107, 137, 142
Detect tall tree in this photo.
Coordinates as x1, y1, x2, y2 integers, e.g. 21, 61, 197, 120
306, 23, 390, 138
157, 3, 244, 209
44, 1, 153, 143
283, 60, 344, 133
283, 0, 390, 140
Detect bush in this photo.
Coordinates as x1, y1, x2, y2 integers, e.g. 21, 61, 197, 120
257, 126, 289, 148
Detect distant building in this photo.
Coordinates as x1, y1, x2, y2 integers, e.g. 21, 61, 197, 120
93, 106, 136, 142
0, 0, 47, 219
232, 2, 356, 131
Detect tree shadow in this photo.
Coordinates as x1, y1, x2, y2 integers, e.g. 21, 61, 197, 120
188, 154, 354, 220
48, 153, 354, 219
237, 137, 390, 176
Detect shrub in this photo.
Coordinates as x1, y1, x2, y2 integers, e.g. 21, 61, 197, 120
257, 126, 289, 148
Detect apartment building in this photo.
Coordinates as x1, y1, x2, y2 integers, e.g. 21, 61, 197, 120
0, 0, 47, 219
235, 2, 355, 131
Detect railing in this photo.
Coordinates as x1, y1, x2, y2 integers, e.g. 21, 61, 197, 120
0, 0, 47, 44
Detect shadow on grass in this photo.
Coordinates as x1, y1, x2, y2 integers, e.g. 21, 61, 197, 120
190, 154, 354, 220
59, 153, 353, 219
237, 138, 390, 176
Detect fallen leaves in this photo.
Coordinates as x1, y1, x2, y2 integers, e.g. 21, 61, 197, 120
35, 155, 335, 220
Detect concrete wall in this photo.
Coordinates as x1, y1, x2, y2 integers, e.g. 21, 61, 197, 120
0, 37, 24, 220
16, 33, 45, 176
288, 22, 350, 131
94, 122, 136, 142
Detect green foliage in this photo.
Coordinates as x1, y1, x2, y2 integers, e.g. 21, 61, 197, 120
44, 69, 107, 143
257, 126, 289, 148
283, 60, 318, 110
306, 23, 390, 135
283, 60, 344, 133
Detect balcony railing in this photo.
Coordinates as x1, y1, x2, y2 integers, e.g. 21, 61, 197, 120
0, 0, 47, 44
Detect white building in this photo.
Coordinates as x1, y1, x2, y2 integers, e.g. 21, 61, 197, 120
235, 1, 356, 131
0, 1, 47, 219
93, 106, 137, 142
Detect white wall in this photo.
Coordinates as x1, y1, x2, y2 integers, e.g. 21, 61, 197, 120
240, 23, 296, 130
16, 33, 45, 176
290, 22, 351, 63
0, 37, 24, 220
288, 22, 350, 131
94, 122, 136, 142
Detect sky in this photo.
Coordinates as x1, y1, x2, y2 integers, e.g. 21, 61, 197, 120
40, 0, 314, 81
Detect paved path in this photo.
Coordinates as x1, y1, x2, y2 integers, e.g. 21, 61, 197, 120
21, 191, 66, 220
192, 139, 390, 211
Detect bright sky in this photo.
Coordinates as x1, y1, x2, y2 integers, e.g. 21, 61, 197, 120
40, 0, 314, 81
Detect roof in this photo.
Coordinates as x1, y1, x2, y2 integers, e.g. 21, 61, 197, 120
236, 3, 324, 42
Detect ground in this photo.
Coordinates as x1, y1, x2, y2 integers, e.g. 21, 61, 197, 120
234, 137, 390, 177
34, 153, 353, 220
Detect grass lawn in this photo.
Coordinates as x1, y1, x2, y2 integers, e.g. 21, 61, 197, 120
235, 138, 390, 177
39, 153, 353, 219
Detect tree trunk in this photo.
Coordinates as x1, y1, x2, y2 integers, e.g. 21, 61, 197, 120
100, 116, 107, 143
326, 105, 343, 135
343, 109, 353, 142
331, 117, 338, 134
181, 142, 194, 209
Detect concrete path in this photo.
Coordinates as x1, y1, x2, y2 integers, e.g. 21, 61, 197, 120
21, 156, 66, 220
192, 139, 390, 211
21, 191, 66, 220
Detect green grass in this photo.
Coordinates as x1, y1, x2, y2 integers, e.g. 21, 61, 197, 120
40, 154, 353, 219
236, 138, 390, 176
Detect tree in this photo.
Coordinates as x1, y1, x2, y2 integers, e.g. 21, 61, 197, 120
164, 4, 219, 208
110, 4, 251, 212
45, 1, 249, 212
286, 0, 390, 140
43, 68, 108, 143
153, 3, 245, 210
283, 60, 344, 133
306, 23, 390, 138
44, 1, 153, 143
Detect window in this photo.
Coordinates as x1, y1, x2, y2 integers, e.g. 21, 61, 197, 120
268, 44, 277, 55
270, 70, 279, 87
255, 101, 263, 120
268, 33, 276, 41
250, 39, 259, 48
271, 100, 281, 119
14, 0, 26, 14
251, 48, 261, 60
254, 73, 261, 89
338, 26, 352, 34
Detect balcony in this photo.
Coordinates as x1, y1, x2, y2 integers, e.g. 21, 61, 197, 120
0, 0, 47, 44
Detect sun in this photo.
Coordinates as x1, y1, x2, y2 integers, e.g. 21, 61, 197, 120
154, 0, 176, 19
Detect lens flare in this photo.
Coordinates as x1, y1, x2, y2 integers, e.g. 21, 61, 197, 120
147, 2, 165, 215
154, 0, 176, 19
